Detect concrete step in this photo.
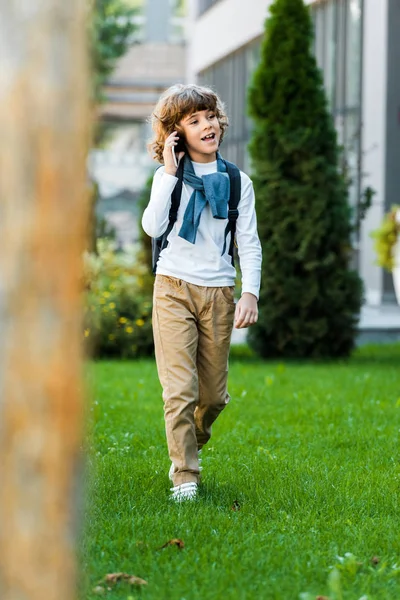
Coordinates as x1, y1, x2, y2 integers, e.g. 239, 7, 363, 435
358, 303, 400, 344
231, 303, 400, 346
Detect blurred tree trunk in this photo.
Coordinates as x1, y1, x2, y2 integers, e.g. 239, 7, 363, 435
0, 2, 90, 600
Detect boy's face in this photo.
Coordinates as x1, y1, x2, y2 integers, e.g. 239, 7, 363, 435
178, 108, 221, 163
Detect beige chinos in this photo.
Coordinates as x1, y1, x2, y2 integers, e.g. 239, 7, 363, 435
152, 274, 235, 486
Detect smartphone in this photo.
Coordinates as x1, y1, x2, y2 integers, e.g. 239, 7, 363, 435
175, 135, 186, 154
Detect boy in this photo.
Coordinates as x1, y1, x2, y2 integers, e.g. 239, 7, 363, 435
142, 84, 261, 501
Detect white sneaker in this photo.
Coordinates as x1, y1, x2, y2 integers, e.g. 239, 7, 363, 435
169, 450, 202, 482
170, 481, 198, 502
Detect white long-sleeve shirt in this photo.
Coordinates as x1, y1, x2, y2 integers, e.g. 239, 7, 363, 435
142, 159, 262, 298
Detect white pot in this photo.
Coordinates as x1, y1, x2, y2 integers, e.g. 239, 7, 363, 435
393, 211, 400, 305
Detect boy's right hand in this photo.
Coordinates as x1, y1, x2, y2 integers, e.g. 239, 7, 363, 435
163, 131, 185, 176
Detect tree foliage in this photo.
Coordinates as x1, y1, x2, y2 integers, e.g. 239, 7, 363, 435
247, 0, 363, 358
91, 0, 138, 101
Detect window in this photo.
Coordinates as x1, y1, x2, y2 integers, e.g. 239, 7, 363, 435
199, 0, 363, 238
312, 0, 363, 242
346, 0, 362, 108
325, 2, 338, 107
199, 40, 261, 171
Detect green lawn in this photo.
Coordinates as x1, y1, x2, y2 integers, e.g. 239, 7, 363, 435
80, 344, 400, 600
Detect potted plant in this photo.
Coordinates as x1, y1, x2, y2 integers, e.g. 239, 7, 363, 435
371, 205, 400, 304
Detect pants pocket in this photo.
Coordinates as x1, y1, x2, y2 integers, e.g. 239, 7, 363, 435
217, 285, 235, 306
155, 275, 184, 292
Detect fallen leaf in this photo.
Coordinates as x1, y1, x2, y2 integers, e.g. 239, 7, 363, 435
127, 575, 148, 586
158, 538, 185, 550
103, 572, 147, 586
104, 573, 124, 584
371, 555, 380, 565
92, 586, 105, 595
231, 500, 241, 511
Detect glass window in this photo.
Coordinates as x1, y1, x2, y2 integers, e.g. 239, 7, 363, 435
324, 1, 337, 107
311, 0, 363, 246
345, 112, 361, 203
314, 5, 325, 70
199, 39, 261, 171
345, 0, 362, 107
335, 0, 347, 111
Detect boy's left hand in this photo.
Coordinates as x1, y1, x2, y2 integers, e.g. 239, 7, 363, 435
234, 293, 258, 329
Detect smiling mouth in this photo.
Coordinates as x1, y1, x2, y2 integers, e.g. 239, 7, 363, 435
201, 133, 216, 141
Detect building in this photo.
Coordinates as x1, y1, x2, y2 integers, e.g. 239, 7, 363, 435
187, 0, 400, 327
89, 0, 187, 246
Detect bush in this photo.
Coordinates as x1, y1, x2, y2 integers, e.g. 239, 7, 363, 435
84, 239, 154, 359
371, 206, 400, 272
247, 0, 363, 359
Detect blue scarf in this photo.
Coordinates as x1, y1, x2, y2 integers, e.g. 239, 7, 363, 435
178, 153, 230, 244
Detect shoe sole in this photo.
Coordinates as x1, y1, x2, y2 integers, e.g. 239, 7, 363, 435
170, 482, 198, 502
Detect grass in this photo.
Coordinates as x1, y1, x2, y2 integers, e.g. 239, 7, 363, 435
80, 344, 400, 600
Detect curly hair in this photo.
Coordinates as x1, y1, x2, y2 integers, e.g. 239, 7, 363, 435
148, 84, 229, 163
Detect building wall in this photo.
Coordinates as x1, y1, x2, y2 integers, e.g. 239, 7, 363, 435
91, 0, 187, 247
102, 0, 186, 122
189, 0, 394, 307
101, 43, 186, 121
187, 0, 268, 80
190, 0, 316, 81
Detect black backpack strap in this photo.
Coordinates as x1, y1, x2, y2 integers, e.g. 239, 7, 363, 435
222, 158, 241, 265
152, 160, 184, 273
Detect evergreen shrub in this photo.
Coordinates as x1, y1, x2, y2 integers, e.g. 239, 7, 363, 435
247, 0, 363, 358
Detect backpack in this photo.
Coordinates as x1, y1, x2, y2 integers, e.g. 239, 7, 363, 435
151, 157, 241, 274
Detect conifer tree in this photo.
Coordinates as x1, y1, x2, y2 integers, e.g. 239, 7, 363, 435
247, 0, 363, 358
